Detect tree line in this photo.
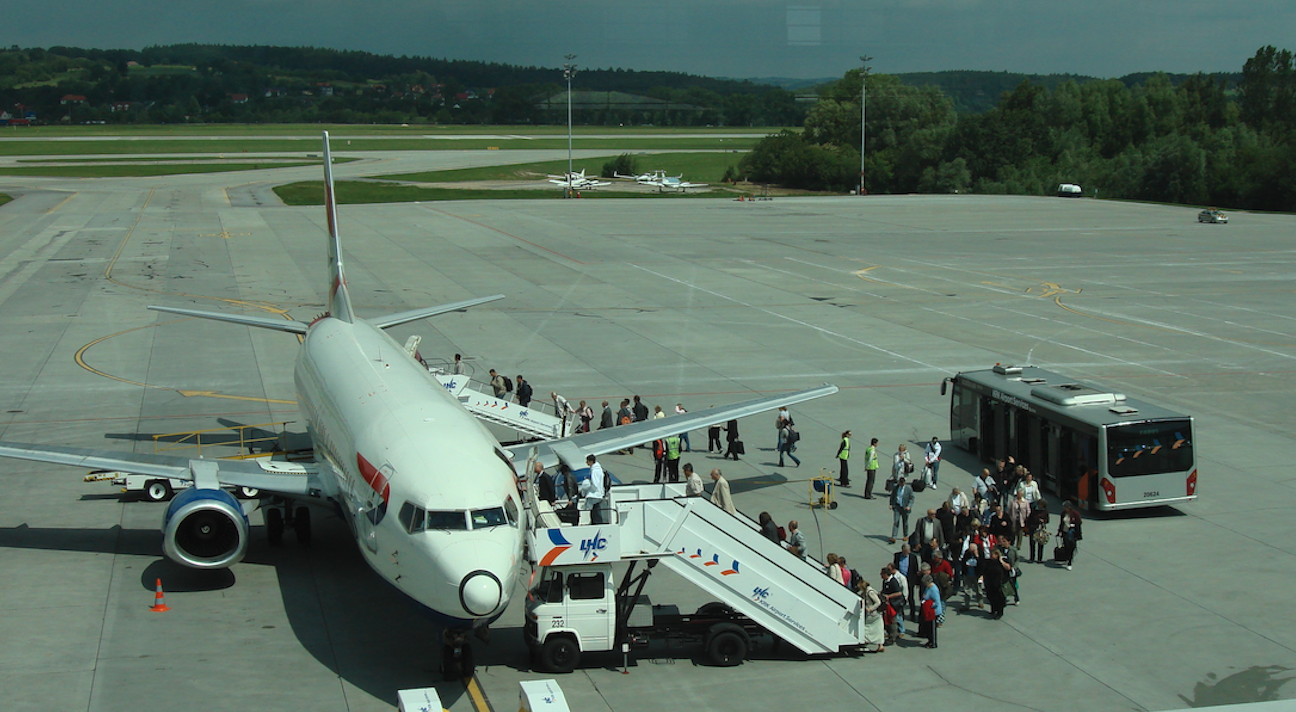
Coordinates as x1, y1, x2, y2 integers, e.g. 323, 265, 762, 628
0, 44, 804, 127
741, 46, 1296, 212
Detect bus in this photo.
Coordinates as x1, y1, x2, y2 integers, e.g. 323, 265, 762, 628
941, 364, 1196, 511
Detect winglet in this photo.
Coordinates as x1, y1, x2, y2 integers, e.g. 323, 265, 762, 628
321, 131, 355, 324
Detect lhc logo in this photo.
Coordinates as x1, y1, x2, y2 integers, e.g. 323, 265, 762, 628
752, 586, 770, 601
580, 532, 608, 560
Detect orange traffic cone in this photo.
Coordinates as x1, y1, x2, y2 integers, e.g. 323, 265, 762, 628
150, 578, 170, 612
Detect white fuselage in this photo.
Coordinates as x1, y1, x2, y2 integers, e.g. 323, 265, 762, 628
293, 316, 523, 629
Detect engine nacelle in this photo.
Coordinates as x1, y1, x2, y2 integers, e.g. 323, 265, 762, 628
161, 487, 249, 569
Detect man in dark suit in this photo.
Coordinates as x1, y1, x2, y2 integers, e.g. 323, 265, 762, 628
893, 543, 922, 621
724, 419, 741, 460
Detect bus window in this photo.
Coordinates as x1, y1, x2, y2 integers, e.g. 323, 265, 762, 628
1107, 421, 1193, 477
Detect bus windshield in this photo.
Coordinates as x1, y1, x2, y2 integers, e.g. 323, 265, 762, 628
1106, 420, 1193, 477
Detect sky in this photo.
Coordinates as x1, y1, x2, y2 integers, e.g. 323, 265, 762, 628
4, 0, 1293, 80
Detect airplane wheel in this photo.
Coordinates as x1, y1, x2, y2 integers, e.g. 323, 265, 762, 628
294, 507, 312, 545
460, 642, 475, 679
237, 486, 260, 499
145, 480, 173, 502
541, 636, 580, 673
265, 507, 284, 546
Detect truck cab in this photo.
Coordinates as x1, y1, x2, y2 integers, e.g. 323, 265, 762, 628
526, 564, 616, 672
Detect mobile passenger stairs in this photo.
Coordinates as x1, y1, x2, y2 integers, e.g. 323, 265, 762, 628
409, 339, 571, 441
521, 481, 870, 672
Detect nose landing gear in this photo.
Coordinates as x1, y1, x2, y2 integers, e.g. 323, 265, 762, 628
441, 629, 475, 681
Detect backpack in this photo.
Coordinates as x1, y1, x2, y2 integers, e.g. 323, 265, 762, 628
502, 376, 513, 392
787, 428, 800, 445
911, 478, 927, 493
849, 568, 863, 591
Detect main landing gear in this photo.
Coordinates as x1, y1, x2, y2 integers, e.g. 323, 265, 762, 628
263, 499, 312, 546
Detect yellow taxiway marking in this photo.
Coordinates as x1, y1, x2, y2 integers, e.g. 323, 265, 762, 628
199, 229, 250, 240
44, 193, 76, 214
465, 675, 494, 712
74, 323, 297, 405
75, 188, 303, 403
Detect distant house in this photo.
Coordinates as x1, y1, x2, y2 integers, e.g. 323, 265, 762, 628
228, 93, 248, 104
110, 101, 134, 112
60, 94, 87, 105
317, 83, 334, 97
263, 87, 286, 98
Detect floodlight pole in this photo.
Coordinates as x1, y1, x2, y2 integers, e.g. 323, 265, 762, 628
859, 54, 871, 196
563, 54, 578, 198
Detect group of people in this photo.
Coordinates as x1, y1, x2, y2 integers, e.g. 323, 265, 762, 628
852, 478, 1083, 652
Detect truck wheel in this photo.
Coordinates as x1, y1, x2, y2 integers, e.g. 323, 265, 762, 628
706, 624, 748, 667
145, 480, 173, 502
696, 602, 734, 617
293, 506, 312, 545
265, 507, 284, 546
540, 636, 580, 673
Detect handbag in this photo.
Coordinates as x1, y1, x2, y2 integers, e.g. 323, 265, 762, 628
735, 440, 746, 455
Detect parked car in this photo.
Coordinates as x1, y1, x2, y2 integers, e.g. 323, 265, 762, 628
1198, 208, 1229, 224
1057, 183, 1083, 197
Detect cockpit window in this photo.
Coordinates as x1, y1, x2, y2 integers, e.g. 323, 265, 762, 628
398, 502, 426, 533
470, 507, 509, 528
503, 496, 519, 526
425, 510, 469, 530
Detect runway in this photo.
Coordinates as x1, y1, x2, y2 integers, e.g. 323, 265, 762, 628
1, 154, 1294, 711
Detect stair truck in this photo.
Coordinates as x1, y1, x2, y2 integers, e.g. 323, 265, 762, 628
523, 483, 870, 672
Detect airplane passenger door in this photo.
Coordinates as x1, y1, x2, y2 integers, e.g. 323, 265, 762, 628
563, 569, 613, 651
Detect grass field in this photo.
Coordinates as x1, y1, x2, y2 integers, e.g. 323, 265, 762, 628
4, 124, 777, 137
15, 156, 355, 164
0, 162, 321, 177
382, 151, 745, 184
0, 194, 11, 208
0, 136, 760, 156
274, 180, 736, 205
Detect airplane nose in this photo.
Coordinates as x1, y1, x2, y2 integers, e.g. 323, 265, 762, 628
459, 570, 503, 617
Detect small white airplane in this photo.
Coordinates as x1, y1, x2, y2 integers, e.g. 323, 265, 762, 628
0, 132, 835, 679
546, 169, 610, 189
648, 172, 708, 193
616, 169, 707, 192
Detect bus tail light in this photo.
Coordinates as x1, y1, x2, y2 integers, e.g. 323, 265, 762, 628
1187, 469, 1197, 496
1100, 478, 1116, 505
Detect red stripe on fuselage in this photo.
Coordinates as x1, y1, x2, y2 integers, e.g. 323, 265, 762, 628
357, 452, 391, 504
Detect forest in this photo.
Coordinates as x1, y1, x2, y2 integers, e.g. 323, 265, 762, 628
0, 44, 803, 127
740, 46, 1296, 212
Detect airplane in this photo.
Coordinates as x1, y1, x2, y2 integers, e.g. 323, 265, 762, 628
615, 169, 708, 192
0, 131, 836, 680
546, 169, 610, 189
647, 172, 708, 193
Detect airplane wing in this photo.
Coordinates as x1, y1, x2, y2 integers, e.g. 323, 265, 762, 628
507, 383, 837, 470
0, 441, 322, 498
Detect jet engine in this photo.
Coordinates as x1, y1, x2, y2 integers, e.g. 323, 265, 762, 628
161, 487, 249, 569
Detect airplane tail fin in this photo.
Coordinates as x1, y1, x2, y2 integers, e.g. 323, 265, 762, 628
322, 132, 355, 323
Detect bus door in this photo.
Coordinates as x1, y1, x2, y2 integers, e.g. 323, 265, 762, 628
979, 396, 997, 462
950, 383, 979, 452
1021, 413, 1042, 478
